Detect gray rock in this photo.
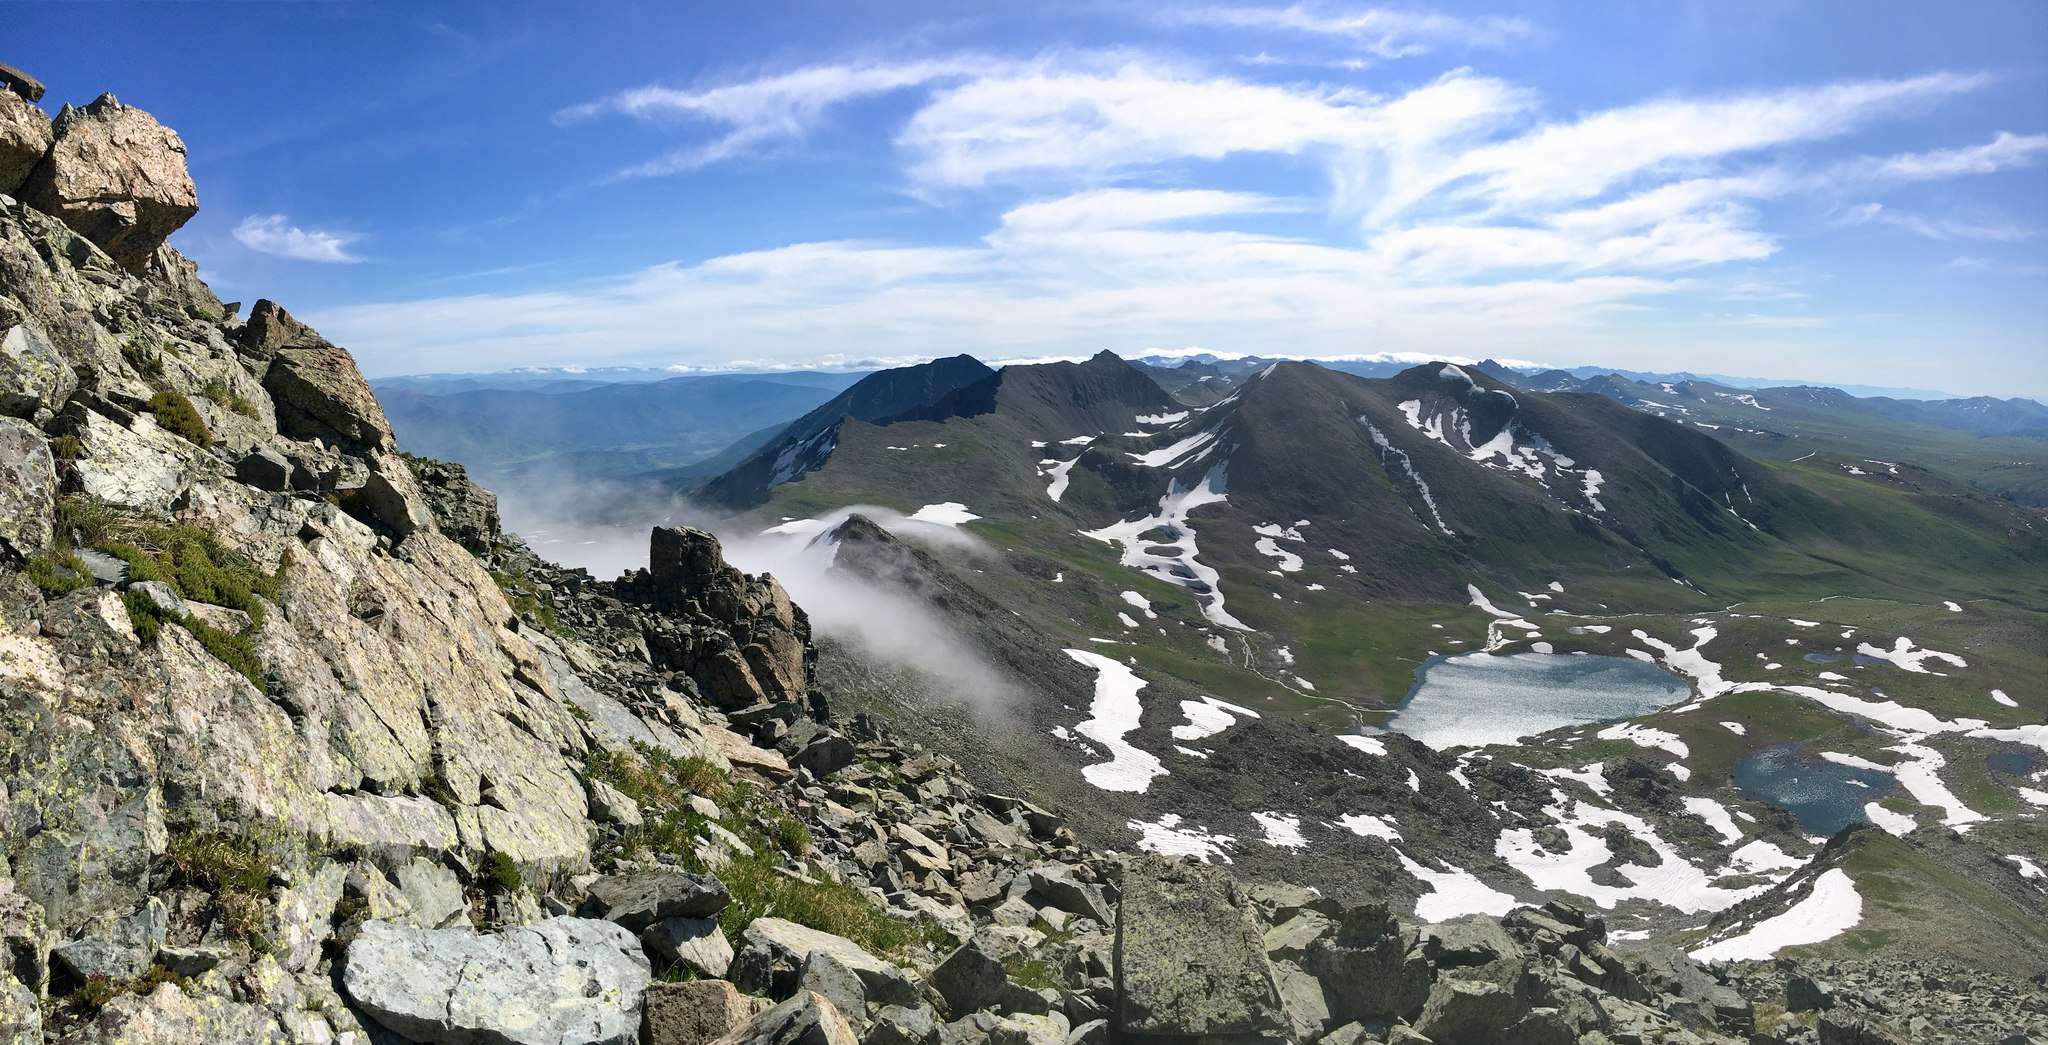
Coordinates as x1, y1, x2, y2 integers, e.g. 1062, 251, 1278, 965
74, 548, 128, 585
126, 580, 185, 618
1319, 1023, 1375, 1045
19, 94, 198, 271
1419, 915, 1520, 969
711, 990, 859, 1045
1414, 978, 1529, 1045
1306, 904, 1432, 1025
800, 948, 870, 1028
0, 323, 75, 420
1789, 972, 1836, 1012
583, 871, 732, 932
0, 89, 50, 197
587, 778, 644, 827
1021, 867, 1111, 926
729, 918, 918, 1007
394, 858, 468, 930
57, 982, 287, 1045
795, 733, 857, 777
985, 1014, 1064, 1045
1272, 958, 1331, 1042
232, 445, 293, 492
0, 417, 54, 558
52, 898, 166, 983
644, 917, 736, 980
866, 1005, 939, 1045
1061, 1020, 1105, 1045
1113, 856, 1285, 1037
152, 944, 232, 978
645, 979, 760, 1045
0, 972, 37, 1045
932, 941, 1008, 1017
342, 917, 650, 1045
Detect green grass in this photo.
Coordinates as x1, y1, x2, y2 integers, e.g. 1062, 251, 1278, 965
162, 829, 286, 948
146, 388, 211, 448
27, 553, 91, 595
490, 566, 562, 633
200, 377, 260, 419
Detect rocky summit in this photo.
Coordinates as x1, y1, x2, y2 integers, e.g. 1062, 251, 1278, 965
0, 80, 2040, 1045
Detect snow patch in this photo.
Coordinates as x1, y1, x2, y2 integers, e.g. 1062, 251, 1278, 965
1064, 649, 1166, 793
1128, 813, 1233, 862
1172, 695, 1260, 741
1689, 869, 1862, 963
1394, 849, 1518, 921
1252, 812, 1308, 850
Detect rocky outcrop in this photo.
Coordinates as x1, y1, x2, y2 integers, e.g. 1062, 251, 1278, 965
18, 94, 196, 271
616, 526, 815, 714
343, 918, 650, 1044
0, 323, 75, 421
248, 300, 396, 452
0, 90, 49, 199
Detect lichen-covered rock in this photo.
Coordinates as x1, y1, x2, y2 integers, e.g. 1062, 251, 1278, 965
407, 454, 501, 552
1414, 978, 1530, 1045
581, 871, 732, 932
249, 301, 394, 452
70, 407, 206, 510
19, 94, 197, 271
932, 941, 1008, 1017
708, 991, 858, 1045
56, 982, 292, 1045
728, 918, 917, 1007
0, 91, 49, 197
645, 916, 736, 981
0, 972, 38, 1045
1112, 857, 1284, 1037
342, 917, 650, 1045
633, 526, 813, 712
645, 979, 763, 1045
0, 322, 74, 420
0, 417, 54, 557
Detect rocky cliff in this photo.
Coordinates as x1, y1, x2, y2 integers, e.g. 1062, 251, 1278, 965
0, 80, 2034, 1045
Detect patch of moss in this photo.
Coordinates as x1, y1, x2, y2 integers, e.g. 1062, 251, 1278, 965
27, 553, 91, 596
147, 389, 211, 448
485, 851, 523, 893
49, 433, 80, 460
762, 810, 812, 859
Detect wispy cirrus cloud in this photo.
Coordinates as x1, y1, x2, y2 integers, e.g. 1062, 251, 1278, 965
1846, 202, 2033, 242
557, 58, 997, 176
1171, 4, 1535, 58
233, 214, 365, 263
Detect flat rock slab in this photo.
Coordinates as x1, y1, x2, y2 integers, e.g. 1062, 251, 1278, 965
343, 917, 650, 1045
1114, 856, 1285, 1037
582, 871, 731, 932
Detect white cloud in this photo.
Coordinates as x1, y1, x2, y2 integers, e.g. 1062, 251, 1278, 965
1847, 202, 2033, 242
1841, 130, 2048, 182
559, 58, 995, 176
232, 214, 364, 263
1174, 4, 1534, 58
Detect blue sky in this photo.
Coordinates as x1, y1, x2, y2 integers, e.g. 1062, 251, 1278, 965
14, 1, 2048, 396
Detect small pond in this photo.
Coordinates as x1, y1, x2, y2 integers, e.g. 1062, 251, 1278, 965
1733, 744, 1897, 834
1987, 751, 2036, 777
1803, 653, 1843, 664
1383, 652, 1691, 750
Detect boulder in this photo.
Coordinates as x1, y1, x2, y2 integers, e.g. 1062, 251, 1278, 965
1305, 903, 1432, 1025
19, 94, 197, 271
644, 917, 736, 980
1419, 915, 1520, 969
1414, 978, 1530, 1045
0, 89, 50, 196
645, 979, 762, 1045
728, 918, 918, 1007
708, 991, 859, 1045
253, 306, 395, 452
341, 918, 650, 1045
582, 871, 732, 932
0, 417, 54, 558
1818, 1009, 1912, 1045
1022, 867, 1112, 926
51, 898, 166, 983
932, 941, 1008, 1016
0, 323, 75, 420
55, 982, 291, 1045
865, 1005, 939, 1045
799, 948, 869, 1028
232, 445, 292, 492
1113, 856, 1285, 1037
